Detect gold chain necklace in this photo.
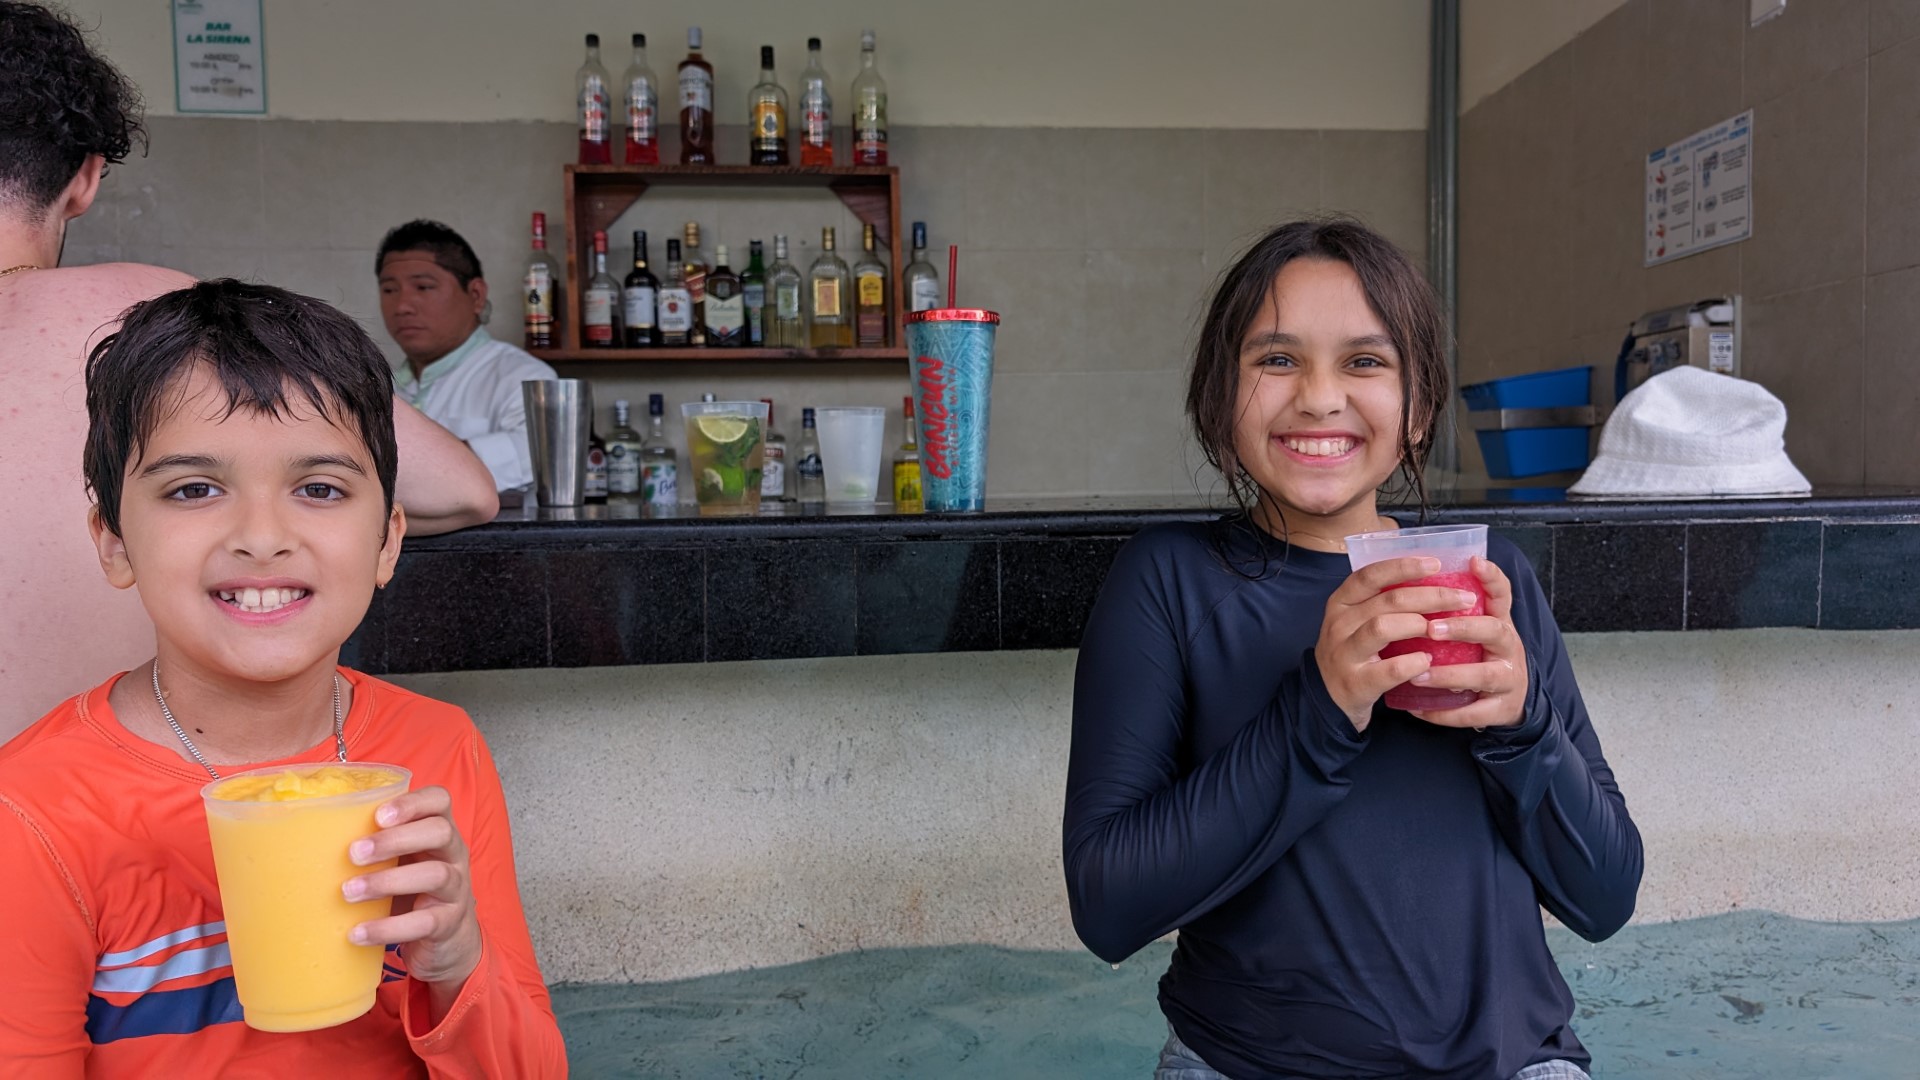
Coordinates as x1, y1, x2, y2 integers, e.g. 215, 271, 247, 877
0, 264, 41, 278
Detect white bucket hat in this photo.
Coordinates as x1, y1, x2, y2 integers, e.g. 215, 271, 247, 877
1568, 366, 1810, 499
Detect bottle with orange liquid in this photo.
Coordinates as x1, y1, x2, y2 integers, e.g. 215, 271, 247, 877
678, 27, 715, 164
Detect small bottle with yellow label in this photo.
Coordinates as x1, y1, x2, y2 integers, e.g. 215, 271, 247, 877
854, 222, 890, 346
892, 395, 924, 513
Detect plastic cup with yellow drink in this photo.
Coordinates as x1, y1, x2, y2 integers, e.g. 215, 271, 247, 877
681, 400, 769, 516
201, 763, 411, 1032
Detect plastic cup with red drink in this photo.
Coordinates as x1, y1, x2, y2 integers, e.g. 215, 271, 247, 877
1345, 524, 1490, 712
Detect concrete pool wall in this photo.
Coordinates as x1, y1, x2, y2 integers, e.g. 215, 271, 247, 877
392, 627, 1920, 985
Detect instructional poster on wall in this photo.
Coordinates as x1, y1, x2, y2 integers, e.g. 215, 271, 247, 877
172, 0, 265, 114
1645, 110, 1751, 266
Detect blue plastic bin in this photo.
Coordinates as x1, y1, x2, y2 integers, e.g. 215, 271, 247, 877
1460, 365, 1592, 411
1459, 366, 1594, 479
1472, 428, 1591, 478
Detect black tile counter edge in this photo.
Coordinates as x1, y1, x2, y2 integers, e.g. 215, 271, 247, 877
337, 494, 1920, 673
398, 492, 1920, 554
401, 508, 1222, 551
1421, 496, 1920, 526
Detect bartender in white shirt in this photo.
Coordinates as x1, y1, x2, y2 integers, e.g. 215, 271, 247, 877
376, 220, 556, 492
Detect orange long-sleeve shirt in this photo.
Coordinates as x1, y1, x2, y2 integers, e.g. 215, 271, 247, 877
0, 669, 568, 1078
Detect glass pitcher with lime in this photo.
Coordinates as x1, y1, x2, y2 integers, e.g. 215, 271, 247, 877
680, 400, 769, 516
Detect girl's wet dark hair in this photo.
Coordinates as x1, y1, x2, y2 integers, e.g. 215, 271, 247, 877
1187, 217, 1452, 553
83, 279, 399, 536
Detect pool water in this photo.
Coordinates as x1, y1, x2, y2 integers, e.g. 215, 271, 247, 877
552, 911, 1920, 1078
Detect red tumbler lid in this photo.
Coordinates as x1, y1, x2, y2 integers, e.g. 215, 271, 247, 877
906, 308, 1000, 325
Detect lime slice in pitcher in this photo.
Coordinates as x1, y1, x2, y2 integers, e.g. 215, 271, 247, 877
699, 466, 747, 496
694, 416, 751, 444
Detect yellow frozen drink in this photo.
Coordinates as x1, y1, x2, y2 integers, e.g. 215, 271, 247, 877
202, 763, 411, 1032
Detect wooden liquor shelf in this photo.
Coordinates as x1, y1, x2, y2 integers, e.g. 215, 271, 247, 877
556, 164, 905, 360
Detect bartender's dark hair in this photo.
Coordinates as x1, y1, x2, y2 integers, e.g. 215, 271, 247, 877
1187, 218, 1450, 548
376, 219, 484, 286
83, 279, 399, 536
0, 0, 145, 216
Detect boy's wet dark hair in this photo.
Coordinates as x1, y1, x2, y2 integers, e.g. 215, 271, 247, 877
1187, 217, 1452, 523
83, 279, 399, 536
376, 219, 484, 287
0, 0, 144, 217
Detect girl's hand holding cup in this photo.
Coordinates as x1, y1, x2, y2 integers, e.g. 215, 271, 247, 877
1402, 556, 1529, 730
1327, 523, 1524, 731
1316, 555, 1476, 732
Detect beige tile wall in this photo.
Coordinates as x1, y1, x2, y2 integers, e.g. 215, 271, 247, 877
1459, 0, 1920, 486
410, 628, 1920, 982
63, 117, 1425, 499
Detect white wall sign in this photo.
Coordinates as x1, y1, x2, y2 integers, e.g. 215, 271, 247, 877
172, 0, 266, 114
1646, 111, 1752, 266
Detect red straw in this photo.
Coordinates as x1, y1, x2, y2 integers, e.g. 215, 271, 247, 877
947, 245, 958, 308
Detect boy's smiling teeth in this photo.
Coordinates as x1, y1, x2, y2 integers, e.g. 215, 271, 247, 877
217, 587, 308, 613
1284, 436, 1357, 457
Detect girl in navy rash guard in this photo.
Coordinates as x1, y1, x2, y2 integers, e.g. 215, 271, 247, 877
1063, 220, 1642, 1080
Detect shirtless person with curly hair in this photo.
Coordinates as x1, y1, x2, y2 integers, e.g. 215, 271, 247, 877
0, 2, 500, 741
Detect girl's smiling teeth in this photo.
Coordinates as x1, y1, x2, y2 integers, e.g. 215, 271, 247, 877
1281, 435, 1359, 457
216, 587, 309, 613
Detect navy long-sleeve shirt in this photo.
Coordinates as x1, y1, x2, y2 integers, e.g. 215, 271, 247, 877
1063, 518, 1643, 1080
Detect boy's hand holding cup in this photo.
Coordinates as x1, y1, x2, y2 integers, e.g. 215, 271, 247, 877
345, 785, 484, 1017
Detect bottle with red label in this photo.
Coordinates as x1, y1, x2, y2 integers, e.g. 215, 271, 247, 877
678, 27, 715, 164
622, 33, 660, 165
576, 34, 612, 165
851, 29, 887, 166
798, 37, 833, 166
584, 231, 622, 348
523, 212, 561, 350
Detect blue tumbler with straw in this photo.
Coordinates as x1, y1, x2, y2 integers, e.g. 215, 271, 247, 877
907, 308, 1000, 512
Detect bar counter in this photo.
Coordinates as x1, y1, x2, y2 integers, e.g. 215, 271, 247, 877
346, 489, 1920, 675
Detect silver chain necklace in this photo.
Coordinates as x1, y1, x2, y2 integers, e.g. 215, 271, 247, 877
151, 660, 344, 781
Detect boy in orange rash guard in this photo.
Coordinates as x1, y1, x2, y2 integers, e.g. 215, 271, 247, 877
0, 280, 567, 1077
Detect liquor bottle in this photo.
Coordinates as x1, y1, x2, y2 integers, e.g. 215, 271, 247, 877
892, 395, 923, 513
682, 222, 709, 345
808, 227, 853, 348
853, 221, 889, 346
706, 244, 745, 347
903, 221, 941, 314
622, 33, 660, 165
577, 34, 613, 164
851, 29, 888, 166
678, 27, 714, 164
767, 234, 805, 347
759, 397, 788, 502
523, 212, 562, 350
741, 240, 768, 346
622, 230, 658, 347
798, 37, 833, 166
795, 407, 825, 505
606, 398, 645, 496
583, 230, 622, 348
657, 238, 694, 346
748, 46, 789, 166
586, 424, 609, 503
641, 393, 679, 511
